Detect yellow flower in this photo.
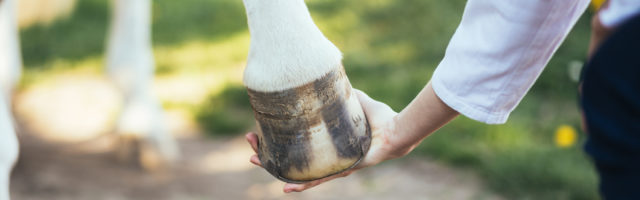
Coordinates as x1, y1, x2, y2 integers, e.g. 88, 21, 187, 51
591, 0, 606, 12
555, 125, 577, 148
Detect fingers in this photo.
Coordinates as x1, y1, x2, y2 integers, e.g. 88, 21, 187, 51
250, 154, 262, 167
353, 89, 376, 108
353, 89, 397, 118
354, 89, 389, 110
245, 132, 259, 153
246, 132, 263, 167
282, 170, 354, 193
283, 179, 326, 193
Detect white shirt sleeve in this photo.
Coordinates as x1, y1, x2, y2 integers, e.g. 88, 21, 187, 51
431, 0, 590, 124
599, 0, 640, 28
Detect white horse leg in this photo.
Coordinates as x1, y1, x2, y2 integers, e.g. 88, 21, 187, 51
0, 96, 18, 200
0, 0, 21, 199
0, 0, 22, 104
106, 0, 178, 170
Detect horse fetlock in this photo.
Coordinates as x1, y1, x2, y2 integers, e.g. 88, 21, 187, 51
114, 97, 178, 171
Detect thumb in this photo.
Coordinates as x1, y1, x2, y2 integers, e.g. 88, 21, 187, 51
353, 89, 396, 118
353, 89, 375, 108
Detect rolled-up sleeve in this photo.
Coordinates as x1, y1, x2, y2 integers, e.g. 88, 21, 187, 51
431, 0, 590, 124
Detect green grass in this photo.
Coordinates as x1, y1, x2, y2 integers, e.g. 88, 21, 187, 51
196, 85, 253, 136
18, 0, 599, 199
20, 0, 109, 67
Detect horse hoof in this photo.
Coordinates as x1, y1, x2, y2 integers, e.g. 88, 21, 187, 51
247, 67, 371, 183
114, 134, 172, 172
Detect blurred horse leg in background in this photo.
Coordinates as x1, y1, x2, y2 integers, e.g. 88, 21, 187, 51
0, 96, 18, 200
1, 0, 181, 197
0, 0, 22, 105
106, 0, 179, 170
0, 0, 21, 199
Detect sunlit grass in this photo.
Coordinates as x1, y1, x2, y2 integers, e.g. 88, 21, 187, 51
153, 32, 248, 109
19, 56, 105, 89
155, 32, 250, 74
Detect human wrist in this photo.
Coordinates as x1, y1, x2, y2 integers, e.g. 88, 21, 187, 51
382, 113, 416, 159
383, 83, 458, 159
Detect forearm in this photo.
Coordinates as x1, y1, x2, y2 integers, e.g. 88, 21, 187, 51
388, 82, 458, 156
431, 0, 590, 124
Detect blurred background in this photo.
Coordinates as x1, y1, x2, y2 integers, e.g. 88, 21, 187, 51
9, 0, 600, 199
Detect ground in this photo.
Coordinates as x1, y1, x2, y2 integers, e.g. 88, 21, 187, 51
8, 75, 501, 200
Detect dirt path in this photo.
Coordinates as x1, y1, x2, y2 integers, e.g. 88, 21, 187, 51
10, 134, 500, 200
9, 75, 501, 200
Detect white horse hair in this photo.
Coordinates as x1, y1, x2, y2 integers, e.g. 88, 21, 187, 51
242, 0, 343, 92
0, 0, 178, 199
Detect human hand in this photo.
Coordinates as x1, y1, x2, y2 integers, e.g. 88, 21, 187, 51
245, 89, 402, 193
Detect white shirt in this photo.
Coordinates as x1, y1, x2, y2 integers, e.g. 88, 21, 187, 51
431, 0, 640, 124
